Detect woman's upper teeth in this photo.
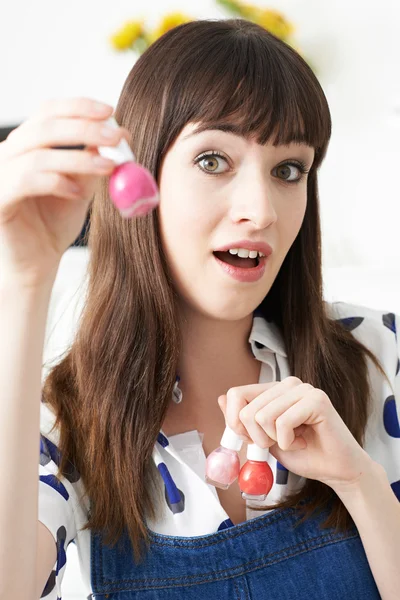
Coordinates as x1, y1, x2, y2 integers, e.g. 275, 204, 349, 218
228, 248, 265, 258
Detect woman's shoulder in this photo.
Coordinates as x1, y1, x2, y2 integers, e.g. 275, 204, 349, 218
325, 299, 398, 326
324, 300, 399, 378
325, 300, 398, 341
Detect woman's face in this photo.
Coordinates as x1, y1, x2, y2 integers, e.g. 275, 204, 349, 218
157, 123, 315, 321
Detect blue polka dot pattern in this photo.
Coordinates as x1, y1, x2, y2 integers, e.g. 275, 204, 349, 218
164, 485, 185, 514
157, 432, 169, 447
39, 474, 69, 501
40, 434, 62, 467
218, 518, 235, 530
391, 479, 400, 500
158, 462, 185, 514
40, 435, 80, 483
40, 527, 67, 598
41, 569, 56, 597
276, 461, 289, 485
55, 526, 67, 575
337, 316, 364, 331
382, 313, 396, 335
383, 395, 400, 438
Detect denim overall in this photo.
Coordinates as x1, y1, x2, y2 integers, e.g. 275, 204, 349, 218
89, 497, 381, 599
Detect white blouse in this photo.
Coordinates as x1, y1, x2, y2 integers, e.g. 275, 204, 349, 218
38, 301, 400, 599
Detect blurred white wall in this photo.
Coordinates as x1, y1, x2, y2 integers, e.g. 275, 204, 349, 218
2, 2, 400, 597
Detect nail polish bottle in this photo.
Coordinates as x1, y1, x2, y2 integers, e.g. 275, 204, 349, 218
98, 116, 159, 218
205, 426, 243, 490
238, 444, 274, 501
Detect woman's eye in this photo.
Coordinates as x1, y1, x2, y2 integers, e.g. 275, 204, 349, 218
274, 162, 307, 184
194, 152, 228, 175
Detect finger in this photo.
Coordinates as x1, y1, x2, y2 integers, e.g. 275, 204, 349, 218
235, 390, 281, 447
224, 379, 303, 445
235, 380, 309, 447
0, 169, 92, 222
32, 97, 114, 121
271, 434, 307, 454
66, 172, 101, 203
217, 395, 226, 416
224, 382, 279, 429
229, 377, 304, 421
224, 386, 263, 441
248, 383, 314, 443
21, 148, 117, 176
217, 395, 253, 443
6, 117, 125, 159
243, 377, 306, 418
275, 395, 322, 450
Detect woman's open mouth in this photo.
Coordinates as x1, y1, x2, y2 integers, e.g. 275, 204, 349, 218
213, 251, 268, 283
213, 251, 259, 268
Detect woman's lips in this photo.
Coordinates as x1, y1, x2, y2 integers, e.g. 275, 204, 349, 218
213, 252, 268, 283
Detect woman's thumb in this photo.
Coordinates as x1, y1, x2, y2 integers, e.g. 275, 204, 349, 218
217, 394, 227, 416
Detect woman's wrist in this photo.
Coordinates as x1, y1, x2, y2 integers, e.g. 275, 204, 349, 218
332, 458, 389, 507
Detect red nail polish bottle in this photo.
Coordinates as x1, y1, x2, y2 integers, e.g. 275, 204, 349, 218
238, 444, 274, 501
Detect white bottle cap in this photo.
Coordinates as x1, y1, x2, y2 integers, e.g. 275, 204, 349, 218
247, 443, 270, 462
220, 426, 243, 452
98, 116, 136, 165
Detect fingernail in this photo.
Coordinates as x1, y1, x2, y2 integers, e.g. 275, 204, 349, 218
93, 156, 114, 169
101, 126, 118, 139
93, 102, 113, 113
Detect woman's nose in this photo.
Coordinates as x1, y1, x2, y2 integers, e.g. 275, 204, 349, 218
229, 181, 278, 229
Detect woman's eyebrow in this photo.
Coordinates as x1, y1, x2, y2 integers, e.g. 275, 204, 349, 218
181, 124, 243, 142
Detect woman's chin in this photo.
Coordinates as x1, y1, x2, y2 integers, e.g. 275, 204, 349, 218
190, 299, 260, 322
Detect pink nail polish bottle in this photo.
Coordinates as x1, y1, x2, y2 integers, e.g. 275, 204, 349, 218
238, 444, 274, 501
98, 117, 159, 218
205, 426, 243, 490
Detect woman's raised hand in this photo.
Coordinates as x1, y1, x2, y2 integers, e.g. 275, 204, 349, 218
0, 97, 129, 288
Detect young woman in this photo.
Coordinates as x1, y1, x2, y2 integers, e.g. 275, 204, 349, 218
0, 18, 399, 600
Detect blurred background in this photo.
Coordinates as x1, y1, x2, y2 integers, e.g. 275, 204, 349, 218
1, 0, 399, 597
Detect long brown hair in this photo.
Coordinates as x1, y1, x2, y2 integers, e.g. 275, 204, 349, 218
43, 18, 389, 560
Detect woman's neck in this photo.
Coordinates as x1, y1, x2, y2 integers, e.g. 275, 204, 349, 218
163, 310, 261, 437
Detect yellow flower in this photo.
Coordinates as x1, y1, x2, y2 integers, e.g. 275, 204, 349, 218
110, 20, 145, 51
253, 8, 295, 40
225, 2, 295, 41
235, 1, 261, 18
148, 12, 193, 44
